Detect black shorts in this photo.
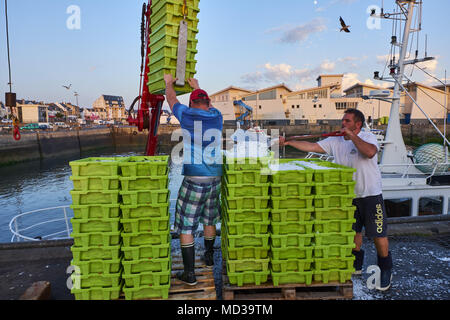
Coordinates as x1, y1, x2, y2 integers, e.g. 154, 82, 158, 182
352, 194, 388, 238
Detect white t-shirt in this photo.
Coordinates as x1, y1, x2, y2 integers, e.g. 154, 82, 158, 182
317, 131, 382, 199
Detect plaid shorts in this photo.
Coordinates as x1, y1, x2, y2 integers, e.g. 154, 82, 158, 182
174, 177, 222, 235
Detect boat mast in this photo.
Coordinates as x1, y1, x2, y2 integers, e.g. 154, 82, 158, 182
378, 0, 422, 174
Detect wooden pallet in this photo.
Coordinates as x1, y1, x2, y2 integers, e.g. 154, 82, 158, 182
169, 255, 217, 300
222, 270, 352, 300
118, 253, 217, 300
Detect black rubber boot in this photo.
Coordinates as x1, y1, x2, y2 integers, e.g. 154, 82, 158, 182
203, 236, 215, 268
177, 243, 197, 286
352, 249, 365, 275
377, 251, 393, 291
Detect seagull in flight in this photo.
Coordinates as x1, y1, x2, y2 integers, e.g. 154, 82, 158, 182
339, 16, 351, 33
62, 84, 72, 90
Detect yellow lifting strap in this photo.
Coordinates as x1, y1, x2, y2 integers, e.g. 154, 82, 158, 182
182, 0, 188, 19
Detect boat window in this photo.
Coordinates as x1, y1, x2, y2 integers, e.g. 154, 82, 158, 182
384, 198, 412, 218
419, 197, 443, 216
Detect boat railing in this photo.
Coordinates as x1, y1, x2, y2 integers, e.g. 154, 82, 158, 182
9, 206, 74, 243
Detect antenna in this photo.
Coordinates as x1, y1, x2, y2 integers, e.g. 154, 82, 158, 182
4, 0, 12, 92
425, 34, 428, 58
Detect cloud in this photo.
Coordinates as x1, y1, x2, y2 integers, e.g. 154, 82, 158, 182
342, 73, 361, 90
240, 59, 337, 88
276, 18, 327, 44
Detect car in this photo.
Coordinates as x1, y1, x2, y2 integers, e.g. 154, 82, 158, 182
21, 123, 40, 130
1, 119, 12, 124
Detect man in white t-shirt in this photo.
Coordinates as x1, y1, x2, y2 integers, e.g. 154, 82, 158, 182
279, 109, 393, 291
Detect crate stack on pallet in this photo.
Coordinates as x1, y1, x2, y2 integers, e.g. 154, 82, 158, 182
69, 157, 124, 300
269, 160, 316, 286
300, 160, 357, 284
221, 153, 272, 286
149, 0, 201, 95
118, 156, 172, 300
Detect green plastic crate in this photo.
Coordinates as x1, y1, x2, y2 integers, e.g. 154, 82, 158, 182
269, 159, 314, 184
270, 246, 314, 260
314, 232, 355, 246
308, 162, 356, 183
70, 176, 120, 191
119, 156, 169, 177
222, 242, 270, 260
270, 221, 314, 235
226, 257, 270, 273
122, 270, 171, 288
121, 231, 171, 247
122, 257, 171, 274
313, 207, 356, 221
120, 176, 168, 192
314, 257, 355, 271
270, 259, 314, 273
222, 203, 270, 223
226, 268, 270, 287
121, 243, 171, 261
151, 7, 199, 32
71, 258, 122, 275
224, 169, 269, 185
71, 204, 121, 220
314, 219, 356, 233
270, 233, 314, 248
314, 182, 356, 195
147, 63, 197, 96
223, 218, 270, 235
71, 190, 120, 205
224, 182, 270, 197
70, 157, 124, 177
271, 195, 314, 210
224, 154, 272, 171
313, 244, 356, 259
70, 218, 121, 233
123, 284, 170, 300
71, 284, 122, 300
120, 203, 169, 219
121, 216, 170, 233
314, 195, 354, 209
151, 0, 200, 21
149, 45, 198, 70
313, 269, 354, 284
75, 273, 122, 289
150, 53, 197, 74
222, 194, 270, 210
270, 270, 313, 286
120, 190, 170, 206
270, 208, 314, 222
71, 245, 122, 261
270, 183, 313, 197
71, 231, 121, 247
224, 232, 270, 249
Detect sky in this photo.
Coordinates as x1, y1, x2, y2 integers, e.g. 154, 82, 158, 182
0, 0, 449, 110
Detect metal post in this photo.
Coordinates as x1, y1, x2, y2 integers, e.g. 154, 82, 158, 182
14, 219, 20, 242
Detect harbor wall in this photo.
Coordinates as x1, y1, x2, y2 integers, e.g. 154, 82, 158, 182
0, 123, 447, 166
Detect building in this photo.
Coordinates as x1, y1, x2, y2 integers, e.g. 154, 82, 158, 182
16, 100, 48, 124
210, 86, 254, 121
401, 82, 450, 123
0, 102, 8, 119
93, 95, 127, 121
242, 84, 292, 121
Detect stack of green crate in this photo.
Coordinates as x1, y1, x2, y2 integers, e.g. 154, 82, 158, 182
118, 156, 172, 300
298, 160, 357, 284
148, 0, 200, 95
221, 153, 272, 286
269, 159, 316, 286
69, 157, 124, 300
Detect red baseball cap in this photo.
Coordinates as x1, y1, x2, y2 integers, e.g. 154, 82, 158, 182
189, 89, 210, 103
